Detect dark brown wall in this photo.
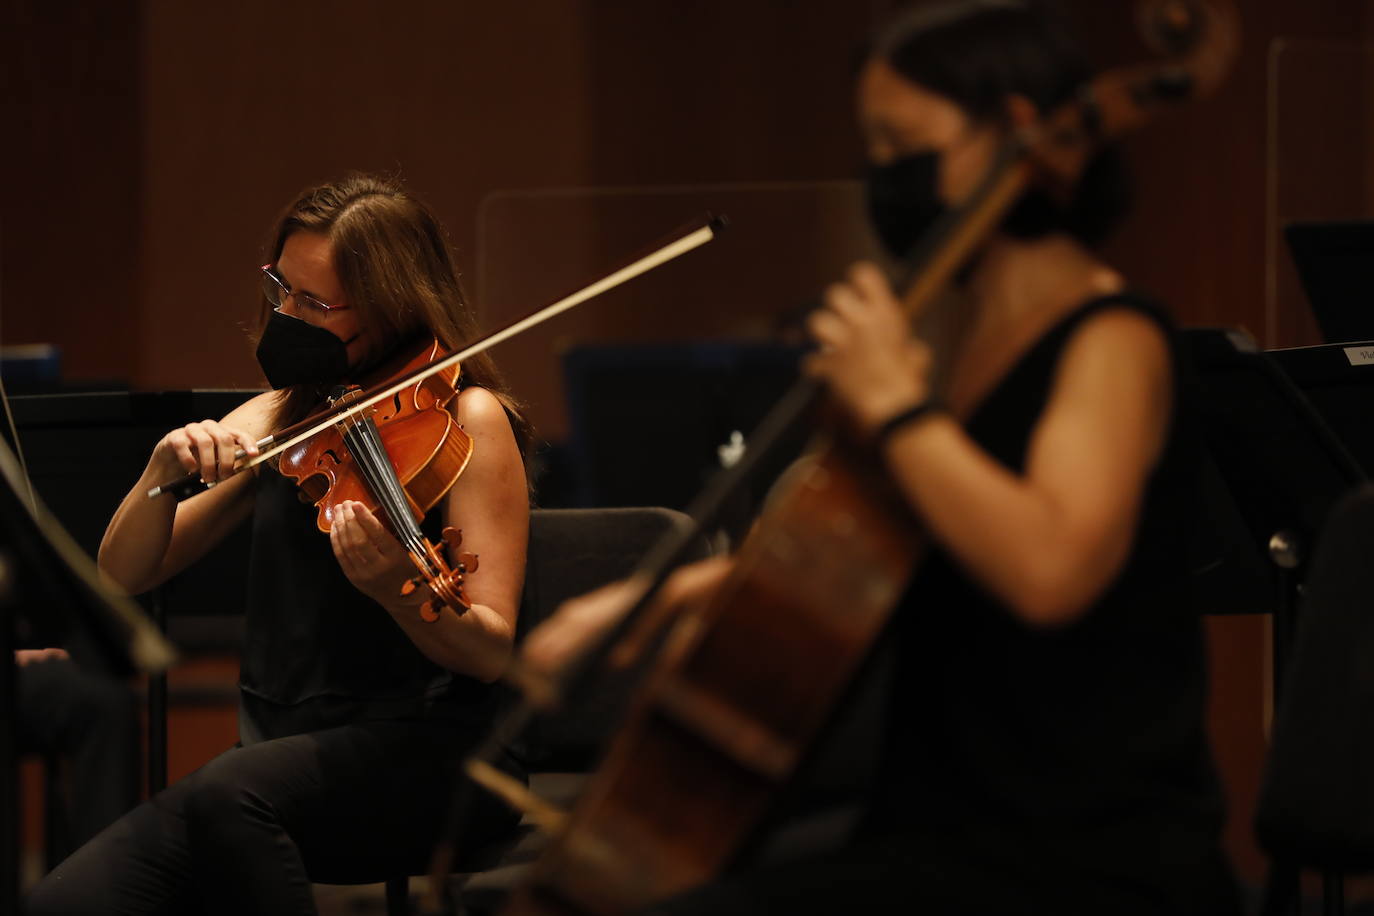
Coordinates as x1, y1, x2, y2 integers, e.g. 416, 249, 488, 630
7, 0, 1374, 889
2, 1, 142, 384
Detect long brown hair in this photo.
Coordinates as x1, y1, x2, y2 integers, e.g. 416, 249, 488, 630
258, 173, 531, 456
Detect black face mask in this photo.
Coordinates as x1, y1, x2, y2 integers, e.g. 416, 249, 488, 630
254, 309, 357, 390
865, 151, 947, 261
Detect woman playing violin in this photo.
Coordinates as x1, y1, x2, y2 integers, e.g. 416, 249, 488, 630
28, 173, 530, 915
528, 3, 1239, 913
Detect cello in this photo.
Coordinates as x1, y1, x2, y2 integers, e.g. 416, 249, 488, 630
452, 2, 1241, 914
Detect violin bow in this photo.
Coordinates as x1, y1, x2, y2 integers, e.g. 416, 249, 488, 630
147, 214, 727, 501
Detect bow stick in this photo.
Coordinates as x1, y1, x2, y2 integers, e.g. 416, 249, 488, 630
148, 214, 727, 501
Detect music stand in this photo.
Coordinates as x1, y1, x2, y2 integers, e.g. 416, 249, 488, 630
1184, 326, 1370, 912
1184, 328, 1367, 667
0, 429, 174, 912
1283, 221, 1374, 345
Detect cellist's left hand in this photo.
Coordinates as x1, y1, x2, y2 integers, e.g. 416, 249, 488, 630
330, 500, 419, 607
804, 261, 933, 434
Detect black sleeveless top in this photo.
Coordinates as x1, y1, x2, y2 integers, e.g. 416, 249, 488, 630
869, 294, 1233, 909
238, 466, 498, 743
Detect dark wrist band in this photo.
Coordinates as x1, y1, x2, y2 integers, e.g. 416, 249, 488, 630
873, 399, 943, 448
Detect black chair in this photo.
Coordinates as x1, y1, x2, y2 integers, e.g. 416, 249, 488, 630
133, 504, 706, 913
372, 506, 713, 915
448, 506, 889, 915
1256, 485, 1374, 915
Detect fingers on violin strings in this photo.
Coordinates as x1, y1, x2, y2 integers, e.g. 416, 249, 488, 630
331, 503, 370, 571
352, 503, 401, 557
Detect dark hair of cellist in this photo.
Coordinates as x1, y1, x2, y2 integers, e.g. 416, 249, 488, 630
525, 2, 1241, 913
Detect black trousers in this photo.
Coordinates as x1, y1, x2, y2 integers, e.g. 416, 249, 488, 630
24, 716, 521, 916
15, 657, 140, 858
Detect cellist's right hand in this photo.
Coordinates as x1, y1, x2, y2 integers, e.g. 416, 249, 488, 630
151, 420, 261, 486
521, 556, 735, 677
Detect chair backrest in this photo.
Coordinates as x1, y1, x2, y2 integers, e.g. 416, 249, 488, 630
516, 506, 712, 772
1256, 484, 1374, 870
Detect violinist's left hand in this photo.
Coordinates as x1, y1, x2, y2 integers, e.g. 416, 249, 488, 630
804, 261, 932, 434
329, 500, 418, 607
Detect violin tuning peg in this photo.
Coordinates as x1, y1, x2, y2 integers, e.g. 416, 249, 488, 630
441, 526, 464, 552
400, 578, 421, 597
419, 601, 440, 624
458, 552, 479, 574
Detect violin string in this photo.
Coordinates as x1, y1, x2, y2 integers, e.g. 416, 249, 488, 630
340, 415, 433, 572
342, 420, 416, 553
356, 417, 428, 554
337, 418, 416, 553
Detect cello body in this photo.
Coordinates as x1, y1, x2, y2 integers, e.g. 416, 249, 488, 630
485, 4, 1239, 912
502, 441, 918, 915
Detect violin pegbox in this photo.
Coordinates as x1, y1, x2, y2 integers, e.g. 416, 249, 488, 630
400, 526, 479, 623
442, 525, 480, 576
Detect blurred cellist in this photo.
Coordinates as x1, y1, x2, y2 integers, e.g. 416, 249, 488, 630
524, 2, 1241, 913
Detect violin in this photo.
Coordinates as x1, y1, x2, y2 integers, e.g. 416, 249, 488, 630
276, 337, 480, 622
146, 216, 726, 618
447, 3, 1242, 915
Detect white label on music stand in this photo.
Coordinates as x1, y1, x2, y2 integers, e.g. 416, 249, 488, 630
1343, 346, 1374, 366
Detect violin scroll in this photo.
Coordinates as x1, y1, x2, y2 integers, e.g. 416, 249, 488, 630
401, 526, 480, 622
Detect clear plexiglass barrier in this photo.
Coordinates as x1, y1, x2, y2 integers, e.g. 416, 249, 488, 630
1267, 39, 1374, 347
473, 182, 873, 446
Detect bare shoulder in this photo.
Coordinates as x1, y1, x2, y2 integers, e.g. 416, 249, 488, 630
446, 387, 527, 520
455, 387, 516, 443
1066, 306, 1165, 357
1059, 307, 1171, 379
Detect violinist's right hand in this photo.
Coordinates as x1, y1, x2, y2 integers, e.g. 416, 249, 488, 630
151, 420, 261, 486
521, 556, 735, 677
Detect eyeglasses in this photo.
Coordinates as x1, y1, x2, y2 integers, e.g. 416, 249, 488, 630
260, 264, 351, 315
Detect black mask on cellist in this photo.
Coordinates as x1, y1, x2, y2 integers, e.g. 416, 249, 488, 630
866, 150, 1086, 273
255, 309, 358, 390
864, 151, 948, 261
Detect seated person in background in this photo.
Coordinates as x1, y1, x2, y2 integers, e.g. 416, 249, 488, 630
15, 647, 139, 865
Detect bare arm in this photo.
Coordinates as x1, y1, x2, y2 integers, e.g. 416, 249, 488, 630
806, 263, 1172, 627
330, 387, 528, 681
520, 555, 735, 676
97, 392, 278, 595
876, 311, 1171, 625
